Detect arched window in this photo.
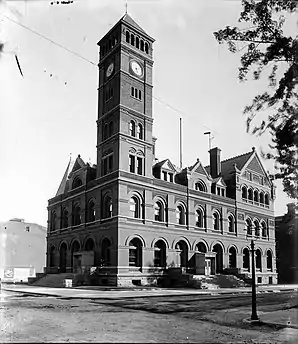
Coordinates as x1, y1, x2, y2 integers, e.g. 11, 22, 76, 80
196, 242, 207, 253
243, 248, 250, 270
137, 123, 143, 140
109, 121, 114, 137
103, 195, 112, 218
256, 249, 262, 270
131, 34, 135, 46
195, 181, 207, 192
261, 222, 267, 237
259, 192, 264, 204
126, 31, 130, 43
50, 211, 57, 231
103, 123, 108, 140
228, 214, 235, 232
145, 42, 149, 54
129, 238, 142, 267
140, 40, 144, 51
62, 208, 68, 228
129, 120, 136, 137
87, 200, 96, 223
101, 238, 111, 266
195, 208, 204, 228
265, 193, 270, 206
267, 250, 273, 271
72, 177, 82, 189
154, 240, 167, 267
248, 188, 253, 201
154, 201, 164, 222
242, 186, 247, 199
246, 218, 252, 235
130, 196, 141, 219
176, 204, 186, 225
254, 220, 260, 237
229, 246, 237, 268
136, 36, 139, 48
254, 190, 259, 202
212, 211, 220, 230
73, 204, 81, 226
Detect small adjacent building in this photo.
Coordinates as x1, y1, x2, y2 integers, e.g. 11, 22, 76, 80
46, 14, 277, 286
0, 218, 46, 283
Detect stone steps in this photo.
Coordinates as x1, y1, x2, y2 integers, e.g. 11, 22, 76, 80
32, 273, 76, 288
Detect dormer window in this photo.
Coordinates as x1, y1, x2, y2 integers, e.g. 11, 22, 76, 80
72, 177, 83, 189
162, 171, 167, 181
195, 180, 206, 192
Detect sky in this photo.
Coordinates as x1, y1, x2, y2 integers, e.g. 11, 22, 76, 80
0, 0, 296, 226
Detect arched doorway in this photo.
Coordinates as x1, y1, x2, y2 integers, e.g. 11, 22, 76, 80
101, 238, 111, 266
175, 241, 188, 268
229, 247, 237, 269
154, 240, 167, 267
71, 240, 81, 272
212, 244, 223, 273
49, 246, 55, 268
59, 243, 67, 273
196, 242, 207, 253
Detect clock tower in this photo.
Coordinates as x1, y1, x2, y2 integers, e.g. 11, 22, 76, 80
96, 14, 155, 179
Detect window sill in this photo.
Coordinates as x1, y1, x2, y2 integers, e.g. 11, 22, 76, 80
227, 231, 237, 236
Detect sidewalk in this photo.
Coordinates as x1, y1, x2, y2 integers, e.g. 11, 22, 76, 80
2, 282, 297, 299
1, 284, 298, 329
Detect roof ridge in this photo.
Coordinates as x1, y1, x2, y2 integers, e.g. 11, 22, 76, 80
221, 151, 252, 164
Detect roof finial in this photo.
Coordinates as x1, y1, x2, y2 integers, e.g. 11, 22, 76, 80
125, 0, 128, 14
69, 152, 72, 162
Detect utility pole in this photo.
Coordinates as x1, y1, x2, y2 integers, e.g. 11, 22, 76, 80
250, 239, 259, 321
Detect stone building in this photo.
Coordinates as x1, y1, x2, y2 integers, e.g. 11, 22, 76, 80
46, 14, 277, 286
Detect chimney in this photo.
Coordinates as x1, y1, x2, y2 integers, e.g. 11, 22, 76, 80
209, 147, 221, 178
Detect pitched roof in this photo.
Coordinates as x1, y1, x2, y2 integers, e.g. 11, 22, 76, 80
121, 13, 147, 35
153, 159, 177, 172
55, 159, 75, 197
205, 151, 253, 178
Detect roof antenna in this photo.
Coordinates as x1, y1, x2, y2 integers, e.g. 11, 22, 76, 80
204, 131, 214, 151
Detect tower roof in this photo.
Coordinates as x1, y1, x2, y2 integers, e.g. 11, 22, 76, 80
121, 13, 147, 35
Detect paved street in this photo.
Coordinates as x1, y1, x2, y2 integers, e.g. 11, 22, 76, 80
1, 286, 298, 343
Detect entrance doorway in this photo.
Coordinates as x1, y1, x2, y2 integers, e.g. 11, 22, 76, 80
205, 259, 211, 275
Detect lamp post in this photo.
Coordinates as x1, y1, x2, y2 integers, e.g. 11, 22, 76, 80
250, 239, 259, 321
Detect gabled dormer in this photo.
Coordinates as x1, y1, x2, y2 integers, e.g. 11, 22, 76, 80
211, 176, 227, 197
188, 158, 212, 193
153, 158, 177, 183
55, 155, 96, 196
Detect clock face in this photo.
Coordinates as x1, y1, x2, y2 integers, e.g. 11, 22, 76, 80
130, 60, 143, 77
106, 62, 114, 78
